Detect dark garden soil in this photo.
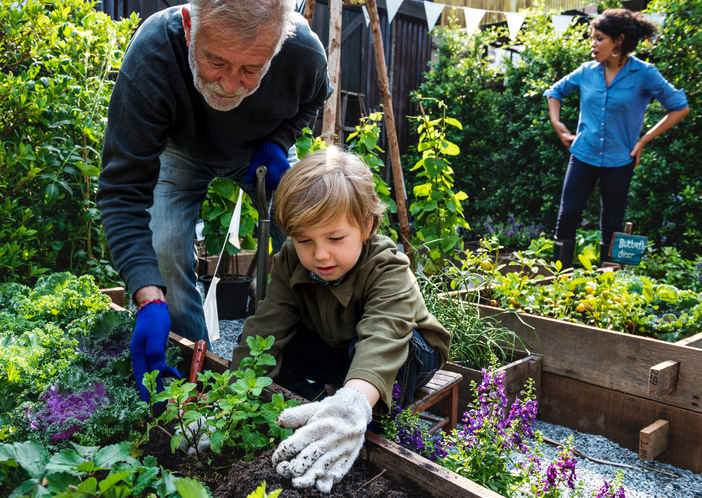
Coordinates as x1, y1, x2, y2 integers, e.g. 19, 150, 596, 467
137, 418, 234, 492
138, 417, 429, 497
212, 449, 432, 498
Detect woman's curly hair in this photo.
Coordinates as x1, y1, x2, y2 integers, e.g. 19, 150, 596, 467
590, 8, 658, 55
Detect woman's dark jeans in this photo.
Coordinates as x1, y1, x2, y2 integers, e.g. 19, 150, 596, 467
274, 326, 440, 408
555, 155, 635, 245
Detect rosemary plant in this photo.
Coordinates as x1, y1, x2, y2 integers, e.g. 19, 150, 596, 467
416, 268, 531, 369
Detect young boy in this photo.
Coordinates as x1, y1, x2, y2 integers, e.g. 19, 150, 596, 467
230, 146, 450, 493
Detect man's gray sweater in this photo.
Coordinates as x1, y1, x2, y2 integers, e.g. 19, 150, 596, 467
97, 7, 329, 294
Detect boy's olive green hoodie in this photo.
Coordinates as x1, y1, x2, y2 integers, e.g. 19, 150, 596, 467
231, 234, 450, 415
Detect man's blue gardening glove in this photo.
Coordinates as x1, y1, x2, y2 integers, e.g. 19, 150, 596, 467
130, 301, 181, 402
243, 141, 290, 190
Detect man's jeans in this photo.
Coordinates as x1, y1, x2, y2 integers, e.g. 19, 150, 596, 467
275, 326, 441, 408
148, 146, 288, 343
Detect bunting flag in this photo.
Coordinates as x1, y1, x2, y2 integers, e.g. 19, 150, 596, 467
424, 2, 446, 32
386, 0, 403, 24
463, 7, 486, 36
505, 12, 527, 41
362, 5, 370, 27
551, 14, 574, 34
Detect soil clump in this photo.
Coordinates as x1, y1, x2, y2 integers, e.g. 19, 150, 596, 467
213, 449, 431, 498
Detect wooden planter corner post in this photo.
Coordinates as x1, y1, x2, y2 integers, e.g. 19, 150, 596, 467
366, 0, 412, 253
321, 0, 342, 144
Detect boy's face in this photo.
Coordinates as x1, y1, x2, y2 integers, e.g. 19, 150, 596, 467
292, 216, 372, 282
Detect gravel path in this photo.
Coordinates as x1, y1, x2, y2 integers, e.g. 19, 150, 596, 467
519, 420, 702, 497
201, 284, 702, 496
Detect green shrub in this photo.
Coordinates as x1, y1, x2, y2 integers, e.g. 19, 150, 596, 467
627, 0, 702, 257
0, 0, 138, 285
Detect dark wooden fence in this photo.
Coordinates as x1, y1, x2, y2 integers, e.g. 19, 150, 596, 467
94, 0, 186, 21
311, 0, 432, 160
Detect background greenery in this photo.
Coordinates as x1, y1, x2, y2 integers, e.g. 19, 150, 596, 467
404, 0, 700, 257
0, 0, 138, 285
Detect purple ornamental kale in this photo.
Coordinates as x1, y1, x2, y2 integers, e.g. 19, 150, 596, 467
26, 383, 110, 440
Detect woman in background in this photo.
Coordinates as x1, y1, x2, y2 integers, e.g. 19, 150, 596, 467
544, 8, 689, 266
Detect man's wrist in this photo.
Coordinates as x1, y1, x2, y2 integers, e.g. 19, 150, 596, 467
134, 285, 166, 305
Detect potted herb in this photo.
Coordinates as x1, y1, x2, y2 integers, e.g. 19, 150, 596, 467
199, 178, 258, 319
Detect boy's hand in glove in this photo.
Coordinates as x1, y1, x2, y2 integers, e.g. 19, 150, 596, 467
272, 387, 372, 494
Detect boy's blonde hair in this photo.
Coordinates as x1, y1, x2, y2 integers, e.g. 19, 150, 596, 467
274, 146, 386, 238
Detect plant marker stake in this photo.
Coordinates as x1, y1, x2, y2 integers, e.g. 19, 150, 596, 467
203, 188, 245, 342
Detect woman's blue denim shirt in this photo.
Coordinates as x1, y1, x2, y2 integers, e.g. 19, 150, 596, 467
544, 56, 688, 168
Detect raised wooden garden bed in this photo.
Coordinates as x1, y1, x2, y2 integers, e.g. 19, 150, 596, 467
170, 333, 503, 497
474, 303, 702, 473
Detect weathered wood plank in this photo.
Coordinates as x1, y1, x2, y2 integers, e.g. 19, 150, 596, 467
677, 331, 702, 349
539, 373, 702, 473
361, 431, 504, 498
648, 360, 679, 398
100, 287, 125, 308
169, 332, 230, 374
475, 304, 702, 414
639, 419, 669, 462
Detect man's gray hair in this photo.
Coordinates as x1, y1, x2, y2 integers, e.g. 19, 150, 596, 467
188, 0, 296, 53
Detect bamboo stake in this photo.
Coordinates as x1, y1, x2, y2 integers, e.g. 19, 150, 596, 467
321, 0, 342, 144
365, 0, 412, 253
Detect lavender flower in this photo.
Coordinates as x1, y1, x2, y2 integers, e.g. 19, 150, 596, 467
595, 471, 627, 498
381, 382, 447, 462
26, 383, 110, 440
456, 369, 537, 455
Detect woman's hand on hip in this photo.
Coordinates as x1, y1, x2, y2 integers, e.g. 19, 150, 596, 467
630, 141, 646, 168
552, 122, 575, 148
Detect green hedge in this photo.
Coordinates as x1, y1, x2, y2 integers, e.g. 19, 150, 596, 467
405, 0, 700, 257
0, 0, 138, 285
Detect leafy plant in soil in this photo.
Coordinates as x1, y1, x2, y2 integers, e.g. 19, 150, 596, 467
408, 97, 470, 273
417, 266, 530, 369
381, 383, 447, 463
383, 367, 627, 497
632, 245, 702, 293
139, 336, 299, 465
489, 257, 702, 342
476, 216, 544, 252
0, 440, 209, 498
0, 273, 179, 448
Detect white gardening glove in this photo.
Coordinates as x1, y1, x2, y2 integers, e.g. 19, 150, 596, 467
272, 387, 372, 494
175, 416, 211, 456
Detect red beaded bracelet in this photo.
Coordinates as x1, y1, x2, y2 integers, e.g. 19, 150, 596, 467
137, 299, 167, 312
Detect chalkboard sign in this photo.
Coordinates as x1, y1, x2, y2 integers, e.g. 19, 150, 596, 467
609, 233, 648, 265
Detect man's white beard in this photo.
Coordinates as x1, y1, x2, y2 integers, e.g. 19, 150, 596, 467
188, 41, 267, 112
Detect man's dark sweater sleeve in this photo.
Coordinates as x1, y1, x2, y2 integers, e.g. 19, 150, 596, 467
97, 70, 171, 294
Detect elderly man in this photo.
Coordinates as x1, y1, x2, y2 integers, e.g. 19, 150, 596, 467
97, 0, 330, 402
